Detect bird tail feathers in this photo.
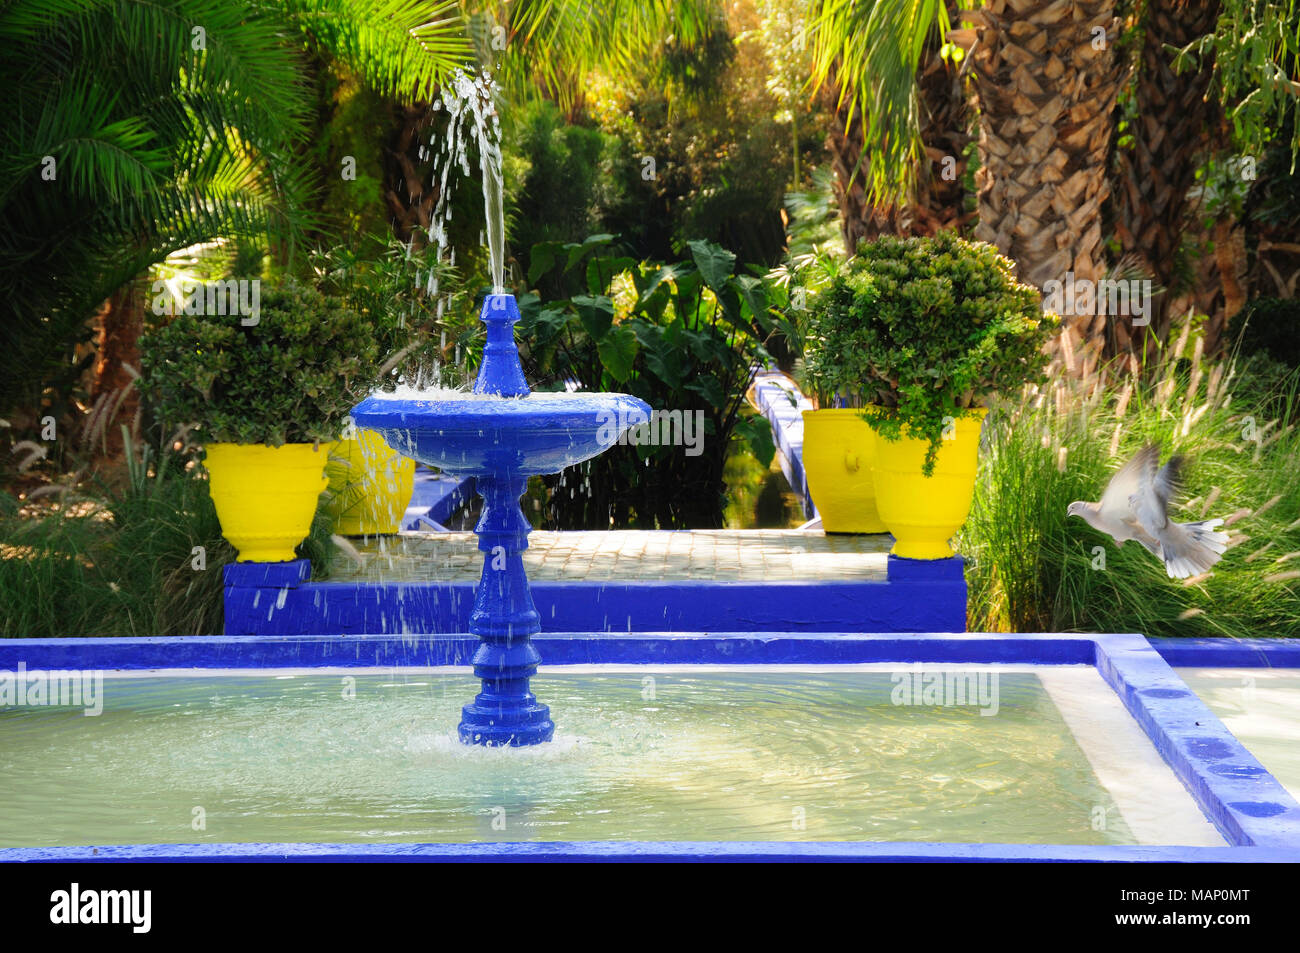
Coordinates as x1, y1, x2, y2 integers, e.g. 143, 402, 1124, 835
1160, 518, 1229, 579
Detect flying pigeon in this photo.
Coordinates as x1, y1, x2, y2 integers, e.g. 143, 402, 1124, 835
1066, 444, 1229, 579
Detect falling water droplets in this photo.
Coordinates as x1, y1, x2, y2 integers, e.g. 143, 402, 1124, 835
427, 69, 506, 293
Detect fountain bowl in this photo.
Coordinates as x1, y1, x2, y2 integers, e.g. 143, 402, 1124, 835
351, 390, 651, 478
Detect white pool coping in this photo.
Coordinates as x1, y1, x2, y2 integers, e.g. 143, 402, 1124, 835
1037, 667, 1224, 846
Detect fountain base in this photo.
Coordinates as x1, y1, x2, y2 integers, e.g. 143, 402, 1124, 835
458, 701, 554, 747
349, 293, 651, 746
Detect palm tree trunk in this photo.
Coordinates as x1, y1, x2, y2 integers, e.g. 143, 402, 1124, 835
965, 0, 1124, 359
383, 102, 441, 245
823, 23, 972, 253
88, 279, 144, 460
1112, 0, 1222, 355
823, 74, 913, 251
913, 31, 974, 234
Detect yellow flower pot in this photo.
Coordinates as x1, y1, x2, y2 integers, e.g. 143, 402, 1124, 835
325, 430, 416, 536
204, 442, 333, 562
871, 408, 987, 560
801, 408, 888, 533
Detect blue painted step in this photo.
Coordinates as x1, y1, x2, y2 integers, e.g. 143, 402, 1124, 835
222, 554, 966, 635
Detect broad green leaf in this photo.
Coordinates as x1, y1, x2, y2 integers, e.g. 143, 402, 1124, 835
597, 323, 640, 382
672, 270, 705, 322
638, 324, 685, 390
526, 306, 572, 348
733, 274, 773, 332
686, 376, 727, 407
527, 243, 562, 286
688, 240, 736, 293
736, 415, 777, 469
564, 233, 615, 272
572, 295, 614, 340
515, 291, 542, 321
586, 255, 636, 295
715, 284, 742, 323
634, 263, 684, 305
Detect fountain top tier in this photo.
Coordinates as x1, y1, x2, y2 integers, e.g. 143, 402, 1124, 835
351, 293, 650, 479
472, 291, 530, 397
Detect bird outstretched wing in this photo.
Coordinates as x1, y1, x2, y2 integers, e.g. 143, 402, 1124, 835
1147, 454, 1183, 529
1098, 444, 1159, 524
1129, 449, 1183, 535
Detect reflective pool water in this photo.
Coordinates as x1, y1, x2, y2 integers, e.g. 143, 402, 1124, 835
0, 666, 1214, 847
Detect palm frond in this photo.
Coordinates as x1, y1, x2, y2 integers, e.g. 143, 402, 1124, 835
809, 0, 951, 207
284, 0, 474, 100
494, 0, 726, 113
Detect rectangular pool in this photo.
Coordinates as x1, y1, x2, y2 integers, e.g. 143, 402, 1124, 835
1, 632, 1297, 862
0, 665, 1223, 848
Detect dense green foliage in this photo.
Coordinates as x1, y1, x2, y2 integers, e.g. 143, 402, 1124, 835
503, 101, 639, 270
140, 279, 378, 445
310, 237, 478, 387
962, 332, 1300, 638
801, 234, 1054, 474
0, 0, 470, 421
4, 0, 1299, 643
518, 234, 779, 528
0, 0, 310, 416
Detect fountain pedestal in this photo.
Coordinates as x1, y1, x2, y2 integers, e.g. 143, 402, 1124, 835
457, 474, 554, 745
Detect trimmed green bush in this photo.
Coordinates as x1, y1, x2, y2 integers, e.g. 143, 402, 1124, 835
801, 233, 1055, 474
140, 277, 378, 445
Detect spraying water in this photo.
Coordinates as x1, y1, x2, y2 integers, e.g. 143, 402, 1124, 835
430, 69, 507, 293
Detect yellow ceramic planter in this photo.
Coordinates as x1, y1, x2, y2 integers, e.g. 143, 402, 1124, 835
325, 430, 416, 536
871, 408, 987, 560
204, 442, 333, 562
801, 408, 888, 533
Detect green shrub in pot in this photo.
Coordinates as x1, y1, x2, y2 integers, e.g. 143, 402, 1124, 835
800, 233, 1055, 558
140, 277, 378, 560
141, 277, 379, 446
803, 233, 1055, 476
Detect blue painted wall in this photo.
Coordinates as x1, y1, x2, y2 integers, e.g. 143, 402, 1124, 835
223, 555, 968, 635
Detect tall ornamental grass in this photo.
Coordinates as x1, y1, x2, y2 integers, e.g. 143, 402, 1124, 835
960, 323, 1300, 637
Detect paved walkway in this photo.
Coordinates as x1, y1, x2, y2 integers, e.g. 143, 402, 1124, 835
329, 529, 891, 583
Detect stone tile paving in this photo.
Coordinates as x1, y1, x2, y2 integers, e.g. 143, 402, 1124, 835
328, 529, 891, 583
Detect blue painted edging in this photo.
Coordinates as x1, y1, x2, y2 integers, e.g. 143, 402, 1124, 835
4, 842, 1298, 863
1094, 633, 1300, 850
751, 372, 815, 518
3, 631, 1298, 860
221, 555, 967, 635
1148, 637, 1300, 668
0, 632, 1096, 670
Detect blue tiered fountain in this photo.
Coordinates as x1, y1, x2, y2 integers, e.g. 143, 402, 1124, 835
352, 293, 649, 746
